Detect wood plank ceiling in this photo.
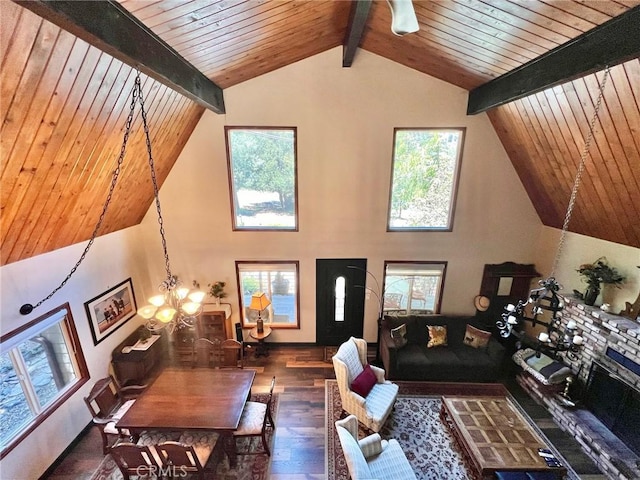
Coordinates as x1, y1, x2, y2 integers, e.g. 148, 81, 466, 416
1, 0, 639, 267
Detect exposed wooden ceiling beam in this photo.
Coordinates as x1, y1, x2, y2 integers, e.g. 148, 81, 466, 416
14, 0, 225, 114
343, 0, 372, 67
467, 6, 640, 115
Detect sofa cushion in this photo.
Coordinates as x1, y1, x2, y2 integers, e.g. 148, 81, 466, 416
427, 325, 448, 348
351, 364, 377, 398
463, 324, 492, 349
390, 324, 408, 348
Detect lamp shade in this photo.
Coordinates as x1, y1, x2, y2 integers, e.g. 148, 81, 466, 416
249, 292, 271, 311
137, 305, 158, 319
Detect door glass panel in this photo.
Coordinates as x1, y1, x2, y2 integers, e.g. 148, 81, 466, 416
334, 276, 345, 322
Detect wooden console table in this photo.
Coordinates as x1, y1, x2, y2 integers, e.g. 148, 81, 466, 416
440, 395, 566, 479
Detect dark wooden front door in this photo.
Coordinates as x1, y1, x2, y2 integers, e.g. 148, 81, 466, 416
315, 258, 366, 346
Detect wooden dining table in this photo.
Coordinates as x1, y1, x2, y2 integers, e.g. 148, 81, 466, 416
116, 367, 256, 466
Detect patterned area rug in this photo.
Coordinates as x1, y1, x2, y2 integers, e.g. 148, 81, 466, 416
91, 392, 278, 480
325, 380, 578, 480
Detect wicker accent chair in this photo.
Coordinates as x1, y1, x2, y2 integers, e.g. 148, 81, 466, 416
332, 337, 398, 433
335, 415, 416, 479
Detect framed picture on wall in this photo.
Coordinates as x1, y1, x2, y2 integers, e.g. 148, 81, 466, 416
85, 278, 138, 345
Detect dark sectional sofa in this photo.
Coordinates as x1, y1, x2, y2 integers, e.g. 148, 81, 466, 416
379, 314, 505, 382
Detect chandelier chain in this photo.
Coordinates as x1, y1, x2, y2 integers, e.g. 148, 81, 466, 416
26, 78, 139, 312
136, 74, 173, 283
550, 66, 610, 278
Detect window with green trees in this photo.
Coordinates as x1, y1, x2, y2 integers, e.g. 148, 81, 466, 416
225, 127, 298, 230
388, 128, 465, 230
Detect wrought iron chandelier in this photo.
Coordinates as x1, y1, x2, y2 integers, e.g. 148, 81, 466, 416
20, 70, 204, 334
496, 67, 611, 360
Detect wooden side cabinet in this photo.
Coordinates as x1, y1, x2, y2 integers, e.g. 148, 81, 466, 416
111, 327, 165, 386
197, 303, 232, 341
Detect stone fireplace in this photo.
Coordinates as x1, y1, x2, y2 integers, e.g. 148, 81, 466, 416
517, 295, 640, 479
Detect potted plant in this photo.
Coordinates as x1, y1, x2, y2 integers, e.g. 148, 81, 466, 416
208, 281, 227, 305
576, 257, 625, 306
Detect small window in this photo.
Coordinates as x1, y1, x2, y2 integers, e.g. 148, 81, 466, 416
225, 127, 298, 231
382, 261, 447, 314
334, 276, 346, 322
0, 304, 89, 456
236, 261, 300, 329
388, 128, 465, 231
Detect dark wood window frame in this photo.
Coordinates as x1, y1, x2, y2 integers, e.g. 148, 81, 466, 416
235, 260, 301, 329
0, 303, 89, 458
225, 126, 299, 232
387, 127, 466, 232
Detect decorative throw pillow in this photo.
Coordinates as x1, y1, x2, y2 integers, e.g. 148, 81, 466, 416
390, 323, 408, 348
463, 324, 492, 349
427, 325, 448, 348
350, 364, 377, 397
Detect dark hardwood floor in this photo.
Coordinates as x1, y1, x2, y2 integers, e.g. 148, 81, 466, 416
43, 345, 605, 479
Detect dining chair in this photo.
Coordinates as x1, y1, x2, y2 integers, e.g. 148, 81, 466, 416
156, 434, 217, 480
83, 375, 147, 454
110, 442, 160, 480
233, 376, 276, 455
235, 322, 252, 358
220, 338, 244, 368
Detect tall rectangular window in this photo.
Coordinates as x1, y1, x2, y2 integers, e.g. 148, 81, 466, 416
1, 304, 89, 456
236, 261, 300, 329
388, 128, 465, 230
225, 127, 298, 230
382, 261, 447, 314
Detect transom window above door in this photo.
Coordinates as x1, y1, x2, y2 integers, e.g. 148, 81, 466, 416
382, 261, 447, 314
225, 127, 298, 231
388, 128, 465, 231
236, 261, 300, 329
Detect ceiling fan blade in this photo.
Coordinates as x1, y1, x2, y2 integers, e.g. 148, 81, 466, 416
387, 0, 419, 36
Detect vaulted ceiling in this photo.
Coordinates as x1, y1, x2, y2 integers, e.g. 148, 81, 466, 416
2, 0, 639, 267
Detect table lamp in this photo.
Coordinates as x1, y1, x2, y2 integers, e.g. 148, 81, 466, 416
249, 292, 271, 334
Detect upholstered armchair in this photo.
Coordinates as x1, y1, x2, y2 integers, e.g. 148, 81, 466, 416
332, 337, 398, 432
335, 414, 416, 480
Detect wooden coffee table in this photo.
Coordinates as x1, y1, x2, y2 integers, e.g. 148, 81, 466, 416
440, 396, 566, 479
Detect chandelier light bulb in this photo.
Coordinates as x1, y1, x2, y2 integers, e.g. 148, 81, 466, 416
176, 287, 190, 299
181, 302, 200, 315
149, 294, 166, 307
188, 291, 206, 303
538, 332, 550, 343
137, 305, 157, 319
507, 315, 518, 325
156, 307, 177, 323
572, 335, 584, 346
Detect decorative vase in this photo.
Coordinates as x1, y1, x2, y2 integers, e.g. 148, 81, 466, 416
584, 284, 600, 306
215, 297, 220, 306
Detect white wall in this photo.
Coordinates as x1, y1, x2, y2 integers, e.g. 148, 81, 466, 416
0, 227, 148, 479
534, 227, 640, 312
138, 47, 543, 344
